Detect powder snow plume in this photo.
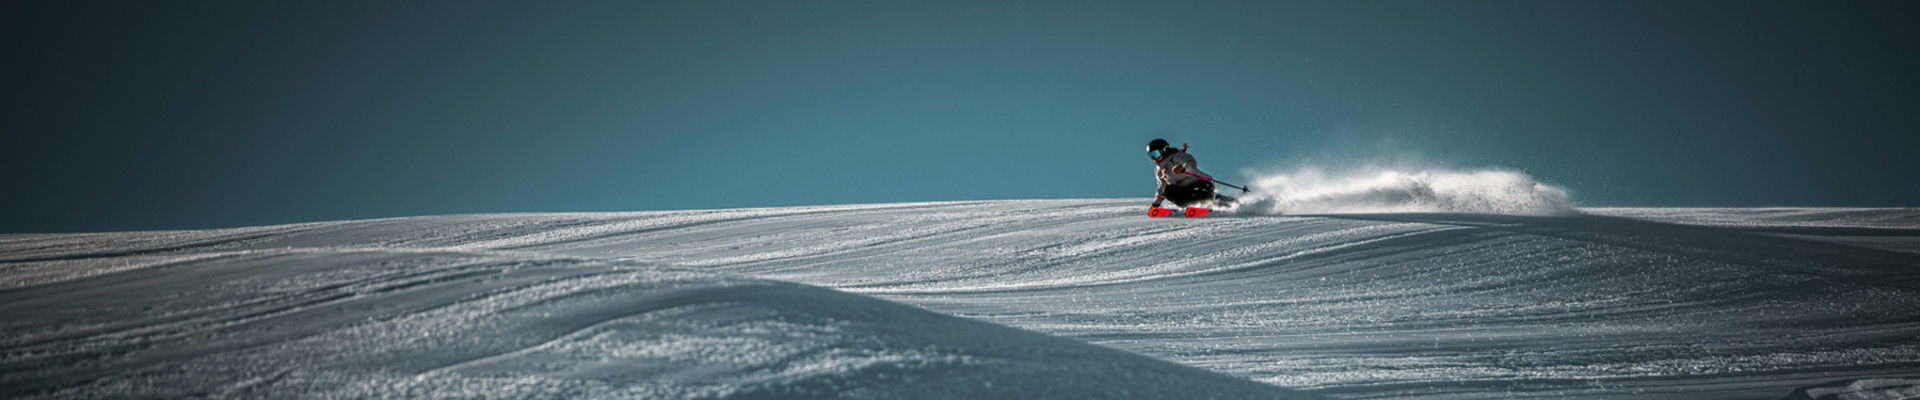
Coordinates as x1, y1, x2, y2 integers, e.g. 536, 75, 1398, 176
1233, 167, 1577, 216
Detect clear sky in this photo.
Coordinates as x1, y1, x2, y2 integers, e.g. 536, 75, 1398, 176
5, 0, 1918, 233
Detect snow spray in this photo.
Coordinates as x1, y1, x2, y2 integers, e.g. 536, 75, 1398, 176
1232, 167, 1576, 216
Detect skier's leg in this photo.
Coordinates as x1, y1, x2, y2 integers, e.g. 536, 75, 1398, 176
1164, 182, 1203, 208
1157, 187, 1184, 208
1168, 192, 1195, 208
1191, 181, 1227, 207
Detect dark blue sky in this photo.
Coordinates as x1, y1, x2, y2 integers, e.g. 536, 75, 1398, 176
5, 0, 1918, 233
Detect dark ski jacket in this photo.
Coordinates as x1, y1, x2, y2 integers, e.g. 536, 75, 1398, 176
1153, 149, 1214, 205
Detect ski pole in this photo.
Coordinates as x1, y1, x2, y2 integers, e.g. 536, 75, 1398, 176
1183, 172, 1250, 192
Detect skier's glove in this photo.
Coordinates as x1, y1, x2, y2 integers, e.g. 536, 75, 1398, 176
1171, 165, 1186, 174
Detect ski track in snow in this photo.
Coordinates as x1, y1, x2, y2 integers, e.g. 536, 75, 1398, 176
3, 200, 1919, 399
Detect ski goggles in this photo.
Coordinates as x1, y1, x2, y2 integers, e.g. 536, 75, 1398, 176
1148, 149, 1164, 159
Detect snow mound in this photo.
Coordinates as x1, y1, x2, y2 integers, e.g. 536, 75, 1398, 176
1233, 167, 1576, 215
0, 247, 1310, 399
1783, 378, 1920, 400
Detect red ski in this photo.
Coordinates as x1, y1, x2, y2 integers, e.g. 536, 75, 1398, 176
1148, 208, 1212, 218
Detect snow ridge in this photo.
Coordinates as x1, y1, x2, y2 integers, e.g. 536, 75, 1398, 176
5, 200, 1918, 399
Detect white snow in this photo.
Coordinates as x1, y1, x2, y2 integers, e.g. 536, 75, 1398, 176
4, 200, 1918, 399
1235, 167, 1577, 216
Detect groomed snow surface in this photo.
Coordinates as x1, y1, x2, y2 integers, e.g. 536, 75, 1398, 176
4, 200, 1919, 399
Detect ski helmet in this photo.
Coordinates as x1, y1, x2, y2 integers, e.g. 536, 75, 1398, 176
1147, 138, 1169, 151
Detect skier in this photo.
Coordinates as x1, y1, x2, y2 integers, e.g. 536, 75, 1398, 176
1148, 138, 1235, 215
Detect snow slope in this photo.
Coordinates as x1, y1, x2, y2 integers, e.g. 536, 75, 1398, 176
4, 200, 1918, 399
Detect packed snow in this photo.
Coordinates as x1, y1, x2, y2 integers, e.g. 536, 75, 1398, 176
4, 201, 1918, 399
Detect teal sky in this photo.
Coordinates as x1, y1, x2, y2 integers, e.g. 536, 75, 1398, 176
5, 0, 1918, 233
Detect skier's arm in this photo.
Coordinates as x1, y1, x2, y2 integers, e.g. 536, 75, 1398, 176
1152, 167, 1167, 207
1151, 170, 1167, 208
1178, 158, 1213, 181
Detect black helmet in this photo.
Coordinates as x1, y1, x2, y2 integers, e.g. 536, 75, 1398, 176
1147, 138, 1169, 151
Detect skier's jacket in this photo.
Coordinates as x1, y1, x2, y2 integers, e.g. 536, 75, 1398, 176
1153, 149, 1214, 205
